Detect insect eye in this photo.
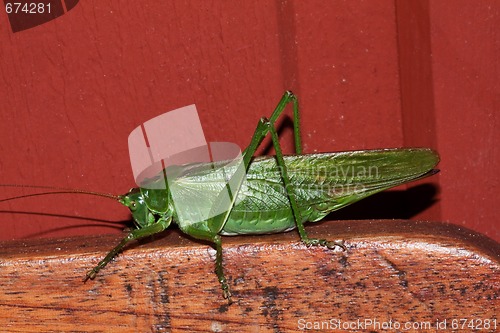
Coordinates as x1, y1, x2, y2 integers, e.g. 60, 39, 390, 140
130, 201, 137, 211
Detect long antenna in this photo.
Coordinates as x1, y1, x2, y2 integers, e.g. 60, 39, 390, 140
0, 184, 121, 203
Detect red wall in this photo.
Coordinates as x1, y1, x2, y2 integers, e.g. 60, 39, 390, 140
0, 1, 498, 241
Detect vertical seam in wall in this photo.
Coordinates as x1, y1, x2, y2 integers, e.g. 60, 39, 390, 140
395, 0, 438, 149
276, 0, 300, 92
395, 0, 441, 220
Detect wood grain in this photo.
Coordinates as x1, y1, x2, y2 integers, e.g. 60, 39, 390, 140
0, 220, 498, 332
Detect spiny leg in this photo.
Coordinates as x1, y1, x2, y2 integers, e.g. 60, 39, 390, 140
213, 235, 232, 303
84, 217, 171, 281
202, 91, 304, 301
242, 91, 345, 250
206, 92, 338, 302
243, 91, 302, 167
269, 90, 303, 155
267, 119, 343, 249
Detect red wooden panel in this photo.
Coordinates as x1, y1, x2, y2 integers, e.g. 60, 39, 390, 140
395, 0, 499, 241
0, 1, 496, 241
429, 1, 499, 241
0, 1, 285, 239
292, 0, 403, 152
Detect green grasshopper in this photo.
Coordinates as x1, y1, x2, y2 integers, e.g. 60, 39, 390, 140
1, 91, 439, 303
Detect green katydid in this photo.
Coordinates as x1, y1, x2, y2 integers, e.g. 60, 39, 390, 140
0, 91, 439, 303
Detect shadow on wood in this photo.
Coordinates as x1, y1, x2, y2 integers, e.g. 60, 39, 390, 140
0, 220, 498, 332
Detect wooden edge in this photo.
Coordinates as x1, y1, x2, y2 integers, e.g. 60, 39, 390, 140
0, 220, 498, 332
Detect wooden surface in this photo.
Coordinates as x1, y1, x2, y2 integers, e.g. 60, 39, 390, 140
0, 219, 498, 332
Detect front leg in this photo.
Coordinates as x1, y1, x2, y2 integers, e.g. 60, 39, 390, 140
84, 216, 171, 281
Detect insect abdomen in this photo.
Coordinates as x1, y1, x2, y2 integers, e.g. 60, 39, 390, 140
220, 202, 330, 235
221, 209, 299, 235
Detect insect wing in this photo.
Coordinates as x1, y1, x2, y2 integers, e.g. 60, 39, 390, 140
235, 148, 439, 219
